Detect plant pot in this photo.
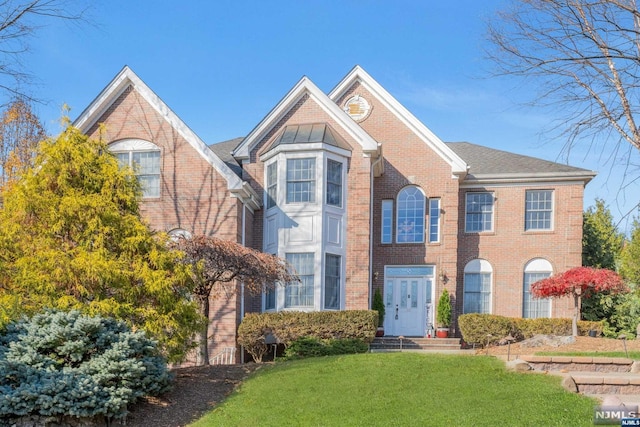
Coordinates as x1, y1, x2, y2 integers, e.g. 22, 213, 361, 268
436, 327, 449, 338
376, 327, 385, 337
588, 330, 597, 338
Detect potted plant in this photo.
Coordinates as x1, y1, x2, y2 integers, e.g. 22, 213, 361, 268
436, 289, 451, 338
373, 288, 385, 337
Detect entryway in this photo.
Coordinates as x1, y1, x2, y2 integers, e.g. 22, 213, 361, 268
383, 266, 434, 337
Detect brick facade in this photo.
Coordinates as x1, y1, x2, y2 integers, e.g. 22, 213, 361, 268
75, 66, 594, 360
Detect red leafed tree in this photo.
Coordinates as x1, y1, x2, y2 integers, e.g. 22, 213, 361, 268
531, 267, 627, 336
171, 235, 298, 365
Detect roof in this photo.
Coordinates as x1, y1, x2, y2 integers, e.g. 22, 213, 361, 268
446, 141, 597, 184
73, 66, 261, 210
209, 137, 244, 178
263, 123, 353, 155
232, 75, 379, 161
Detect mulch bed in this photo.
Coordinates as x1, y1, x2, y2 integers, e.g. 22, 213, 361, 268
115, 364, 261, 427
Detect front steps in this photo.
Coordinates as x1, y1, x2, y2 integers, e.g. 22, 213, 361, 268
370, 336, 465, 353
518, 355, 640, 396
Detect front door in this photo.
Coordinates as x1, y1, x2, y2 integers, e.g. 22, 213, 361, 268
384, 277, 432, 336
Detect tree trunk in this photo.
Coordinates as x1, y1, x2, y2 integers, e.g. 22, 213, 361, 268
573, 293, 580, 337
197, 296, 210, 366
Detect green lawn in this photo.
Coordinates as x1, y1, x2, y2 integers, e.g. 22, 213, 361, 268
190, 353, 597, 427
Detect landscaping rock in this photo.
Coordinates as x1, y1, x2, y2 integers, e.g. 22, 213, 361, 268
561, 376, 578, 393
632, 361, 640, 373
506, 358, 532, 372
519, 335, 576, 348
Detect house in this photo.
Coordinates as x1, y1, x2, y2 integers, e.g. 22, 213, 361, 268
74, 65, 596, 361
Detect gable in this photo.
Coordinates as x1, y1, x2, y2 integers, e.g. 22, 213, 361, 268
233, 76, 380, 166
329, 66, 468, 177
73, 66, 260, 211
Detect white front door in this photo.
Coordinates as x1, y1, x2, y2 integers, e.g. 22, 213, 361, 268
384, 277, 430, 336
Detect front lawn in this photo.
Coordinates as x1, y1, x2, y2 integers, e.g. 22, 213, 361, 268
190, 353, 596, 426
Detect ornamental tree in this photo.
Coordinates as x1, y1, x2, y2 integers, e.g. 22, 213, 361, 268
0, 125, 201, 362
531, 266, 627, 336
171, 235, 298, 365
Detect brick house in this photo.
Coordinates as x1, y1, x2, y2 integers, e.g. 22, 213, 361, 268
74, 65, 595, 361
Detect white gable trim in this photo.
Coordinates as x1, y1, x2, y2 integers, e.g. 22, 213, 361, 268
329, 66, 468, 176
73, 66, 260, 211
233, 76, 379, 161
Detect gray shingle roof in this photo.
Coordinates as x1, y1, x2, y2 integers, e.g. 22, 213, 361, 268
208, 137, 244, 177
446, 141, 596, 183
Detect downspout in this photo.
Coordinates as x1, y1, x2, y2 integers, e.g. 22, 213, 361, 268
369, 153, 383, 309
240, 202, 246, 364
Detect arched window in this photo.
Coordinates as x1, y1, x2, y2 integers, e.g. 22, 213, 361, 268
109, 139, 161, 198
523, 258, 552, 318
396, 186, 425, 243
463, 259, 492, 314
168, 228, 192, 241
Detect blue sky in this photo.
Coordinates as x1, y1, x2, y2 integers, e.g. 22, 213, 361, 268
17, 0, 640, 233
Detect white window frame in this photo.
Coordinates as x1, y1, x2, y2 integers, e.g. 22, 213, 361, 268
396, 186, 426, 244
286, 158, 316, 204
381, 200, 393, 244
110, 139, 161, 199
525, 190, 554, 231
326, 159, 342, 207
324, 253, 341, 310
465, 192, 494, 233
523, 258, 553, 318
428, 198, 440, 243
463, 259, 492, 314
285, 252, 315, 308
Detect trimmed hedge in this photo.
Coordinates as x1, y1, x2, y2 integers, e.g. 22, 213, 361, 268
284, 337, 369, 359
458, 313, 603, 346
237, 310, 377, 362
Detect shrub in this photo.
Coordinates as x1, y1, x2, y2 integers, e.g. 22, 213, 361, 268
372, 289, 385, 327
238, 310, 377, 362
0, 310, 171, 423
459, 313, 605, 346
436, 290, 451, 327
458, 314, 517, 346
284, 337, 369, 359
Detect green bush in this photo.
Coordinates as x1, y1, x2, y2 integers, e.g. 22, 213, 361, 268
284, 337, 369, 359
436, 290, 452, 327
0, 310, 171, 423
458, 313, 604, 346
238, 310, 377, 362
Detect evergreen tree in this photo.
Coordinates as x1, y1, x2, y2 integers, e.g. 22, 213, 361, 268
582, 199, 624, 269
0, 125, 200, 362
620, 219, 640, 286
581, 199, 625, 321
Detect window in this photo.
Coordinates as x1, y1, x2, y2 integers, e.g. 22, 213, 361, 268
324, 254, 341, 309
523, 258, 552, 318
115, 150, 161, 198
381, 200, 393, 244
286, 158, 316, 203
326, 159, 342, 207
264, 287, 276, 310
465, 192, 493, 232
266, 162, 277, 209
525, 190, 553, 231
429, 198, 440, 243
285, 253, 314, 307
396, 186, 425, 243
463, 259, 492, 314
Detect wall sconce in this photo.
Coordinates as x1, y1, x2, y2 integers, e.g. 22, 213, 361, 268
373, 271, 379, 281
439, 271, 449, 285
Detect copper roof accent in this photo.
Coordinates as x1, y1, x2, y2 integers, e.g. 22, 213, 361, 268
264, 123, 353, 154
